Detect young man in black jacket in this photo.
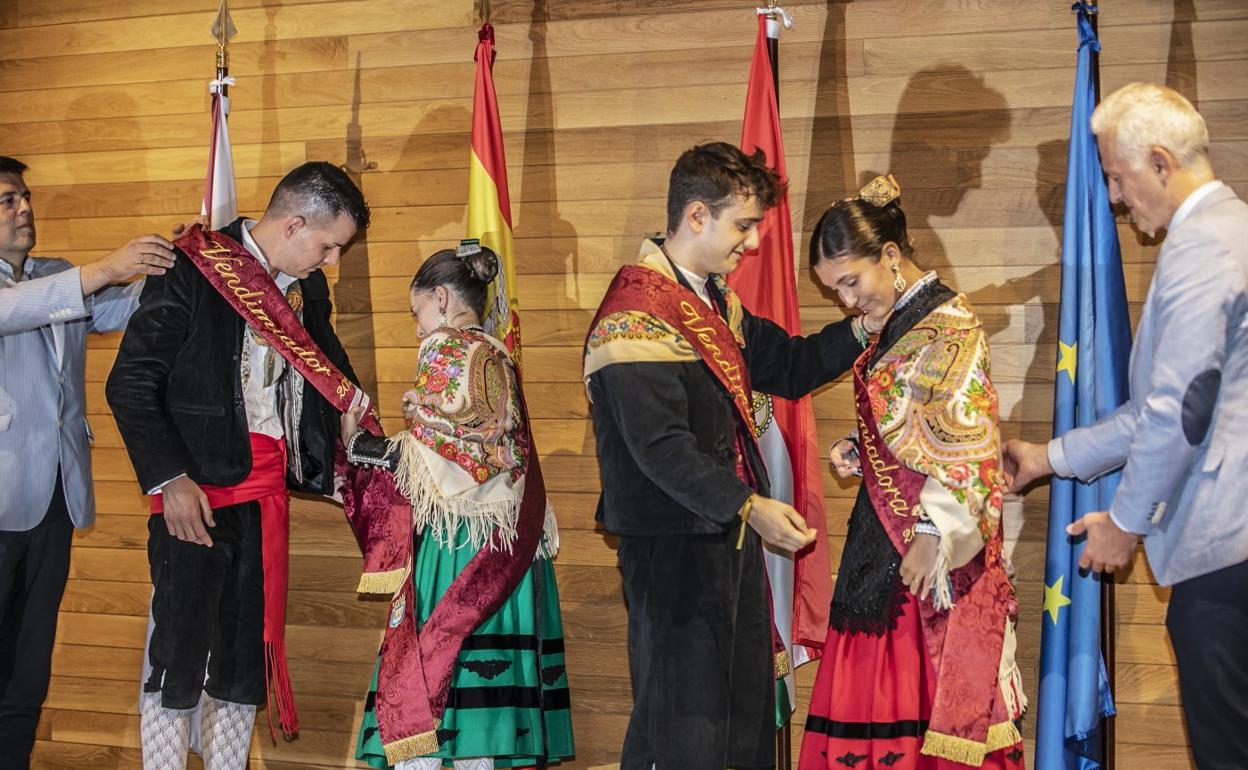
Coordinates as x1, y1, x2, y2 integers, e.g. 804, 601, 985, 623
585, 142, 861, 769
107, 162, 368, 769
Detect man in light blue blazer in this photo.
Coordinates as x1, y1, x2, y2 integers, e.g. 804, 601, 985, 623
0, 155, 177, 768
1004, 84, 1248, 769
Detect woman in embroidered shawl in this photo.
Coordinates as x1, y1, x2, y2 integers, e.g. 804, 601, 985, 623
799, 177, 1026, 770
340, 244, 572, 770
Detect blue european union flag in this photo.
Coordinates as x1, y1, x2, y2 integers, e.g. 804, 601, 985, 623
1036, 4, 1129, 769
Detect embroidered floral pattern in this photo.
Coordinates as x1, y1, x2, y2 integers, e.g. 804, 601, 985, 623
406, 328, 526, 484
867, 296, 1004, 542
585, 310, 677, 352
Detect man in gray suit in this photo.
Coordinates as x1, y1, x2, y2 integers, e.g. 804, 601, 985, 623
0, 155, 176, 767
1004, 83, 1248, 769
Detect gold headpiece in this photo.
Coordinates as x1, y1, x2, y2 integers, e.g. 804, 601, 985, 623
858, 174, 901, 207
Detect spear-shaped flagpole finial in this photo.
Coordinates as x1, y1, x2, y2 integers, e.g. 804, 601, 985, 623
211, 0, 237, 74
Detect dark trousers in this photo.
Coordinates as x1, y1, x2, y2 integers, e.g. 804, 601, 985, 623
145, 500, 266, 709
618, 528, 775, 770
0, 472, 72, 770
1166, 558, 1248, 770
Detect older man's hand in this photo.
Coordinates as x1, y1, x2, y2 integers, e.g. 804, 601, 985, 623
1067, 511, 1139, 573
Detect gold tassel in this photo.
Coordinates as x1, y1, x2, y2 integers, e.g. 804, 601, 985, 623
920, 730, 987, 767
774, 650, 792, 679
356, 566, 407, 595
381, 723, 441, 764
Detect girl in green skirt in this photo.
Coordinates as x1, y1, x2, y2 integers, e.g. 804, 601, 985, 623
341, 243, 573, 769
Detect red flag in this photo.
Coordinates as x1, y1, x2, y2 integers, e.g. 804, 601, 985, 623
729, 13, 832, 664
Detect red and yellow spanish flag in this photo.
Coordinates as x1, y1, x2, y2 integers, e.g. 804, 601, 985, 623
728, 10, 833, 716
468, 23, 521, 358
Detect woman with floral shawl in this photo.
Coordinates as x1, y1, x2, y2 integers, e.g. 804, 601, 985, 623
339, 242, 572, 770
799, 177, 1026, 770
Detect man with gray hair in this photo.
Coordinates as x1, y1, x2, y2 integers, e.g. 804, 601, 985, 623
107, 161, 369, 769
1004, 82, 1248, 768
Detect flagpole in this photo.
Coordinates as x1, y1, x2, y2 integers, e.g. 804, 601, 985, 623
1086, 5, 1116, 769
757, 4, 796, 768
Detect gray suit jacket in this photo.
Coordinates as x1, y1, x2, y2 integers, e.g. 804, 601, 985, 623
1056, 184, 1248, 586
0, 257, 141, 531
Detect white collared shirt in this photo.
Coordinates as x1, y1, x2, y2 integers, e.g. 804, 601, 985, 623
1167, 180, 1224, 233
239, 219, 297, 440
672, 261, 713, 309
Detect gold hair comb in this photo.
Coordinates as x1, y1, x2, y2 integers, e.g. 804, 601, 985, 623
858, 174, 901, 207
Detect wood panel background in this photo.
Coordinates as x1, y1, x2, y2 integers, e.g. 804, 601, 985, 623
2, 0, 1244, 767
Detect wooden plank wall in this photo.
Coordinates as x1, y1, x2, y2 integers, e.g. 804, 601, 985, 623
2, 0, 1244, 767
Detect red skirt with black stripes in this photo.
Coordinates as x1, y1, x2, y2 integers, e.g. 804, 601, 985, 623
799, 592, 1025, 770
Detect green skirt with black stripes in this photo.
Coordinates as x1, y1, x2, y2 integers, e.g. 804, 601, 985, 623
356, 522, 574, 768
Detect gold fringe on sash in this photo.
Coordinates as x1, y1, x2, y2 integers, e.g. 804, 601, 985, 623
920, 720, 1022, 766
356, 566, 408, 595
920, 731, 988, 767
382, 721, 442, 764
986, 720, 1024, 752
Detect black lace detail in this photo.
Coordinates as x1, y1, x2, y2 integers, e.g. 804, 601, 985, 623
829, 486, 905, 635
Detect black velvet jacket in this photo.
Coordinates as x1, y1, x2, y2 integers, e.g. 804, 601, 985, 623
106, 218, 356, 496
589, 276, 862, 537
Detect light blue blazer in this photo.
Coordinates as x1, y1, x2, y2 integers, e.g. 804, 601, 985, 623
0, 258, 140, 531
1054, 184, 1248, 586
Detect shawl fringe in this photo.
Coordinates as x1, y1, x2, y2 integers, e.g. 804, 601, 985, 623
930, 542, 955, 611
388, 431, 560, 563
390, 431, 522, 553
537, 503, 561, 560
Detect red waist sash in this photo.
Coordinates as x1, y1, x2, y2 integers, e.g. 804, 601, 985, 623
150, 433, 298, 738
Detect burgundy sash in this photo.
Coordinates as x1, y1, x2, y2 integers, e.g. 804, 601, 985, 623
852, 344, 1015, 755
588, 265, 792, 661
588, 264, 758, 453
339, 380, 548, 762
175, 224, 382, 435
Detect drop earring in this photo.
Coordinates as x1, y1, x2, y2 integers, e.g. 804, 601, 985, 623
892, 265, 907, 294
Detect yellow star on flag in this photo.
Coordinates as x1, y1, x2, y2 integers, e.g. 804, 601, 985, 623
1044, 575, 1073, 626
1057, 340, 1077, 385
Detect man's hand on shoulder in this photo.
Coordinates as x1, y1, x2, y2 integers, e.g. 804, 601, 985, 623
160, 475, 216, 548
747, 496, 817, 553
79, 234, 177, 295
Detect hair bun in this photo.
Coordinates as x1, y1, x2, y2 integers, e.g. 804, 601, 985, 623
467, 248, 499, 284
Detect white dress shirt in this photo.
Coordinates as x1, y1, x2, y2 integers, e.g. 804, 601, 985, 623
673, 261, 713, 309
239, 220, 296, 440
